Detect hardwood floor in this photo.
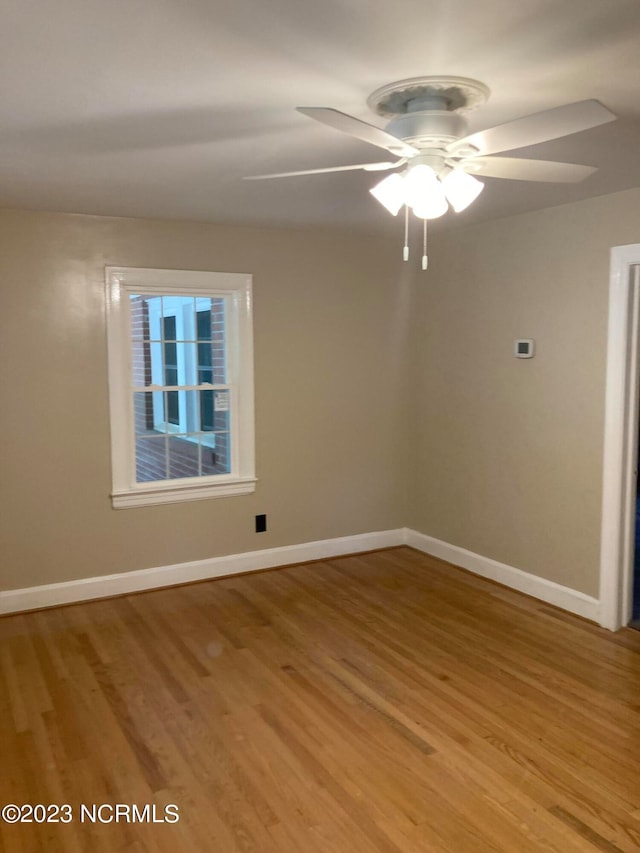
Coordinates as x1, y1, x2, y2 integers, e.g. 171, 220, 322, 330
1, 546, 640, 852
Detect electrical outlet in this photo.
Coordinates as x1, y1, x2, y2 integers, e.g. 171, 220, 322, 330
255, 514, 267, 533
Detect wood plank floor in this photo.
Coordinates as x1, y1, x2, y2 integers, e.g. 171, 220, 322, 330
1, 546, 640, 852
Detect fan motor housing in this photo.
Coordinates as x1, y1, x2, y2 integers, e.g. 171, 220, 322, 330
385, 111, 468, 148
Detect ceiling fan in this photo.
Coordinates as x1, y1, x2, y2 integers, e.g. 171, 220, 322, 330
245, 76, 616, 268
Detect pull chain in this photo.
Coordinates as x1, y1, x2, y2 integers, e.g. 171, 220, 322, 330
403, 205, 409, 261
421, 218, 428, 270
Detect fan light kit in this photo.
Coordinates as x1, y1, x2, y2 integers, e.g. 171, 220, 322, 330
246, 76, 616, 271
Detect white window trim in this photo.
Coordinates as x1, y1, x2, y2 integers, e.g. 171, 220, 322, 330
105, 266, 256, 508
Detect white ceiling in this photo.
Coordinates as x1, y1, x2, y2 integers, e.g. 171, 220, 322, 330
2, 0, 640, 233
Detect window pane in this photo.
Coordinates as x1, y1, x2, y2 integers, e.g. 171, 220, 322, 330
198, 366, 214, 385
130, 294, 177, 341
149, 342, 164, 385
196, 299, 227, 385
162, 314, 177, 340
197, 313, 213, 384
161, 296, 196, 339
196, 298, 227, 383
131, 338, 149, 386
196, 305, 212, 341
136, 436, 167, 482
165, 390, 179, 425
214, 391, 230, 431
201, 434, 231, 475
200, 389, 214, 431
200, 390, 230, 431
213, 298, 227, 385
134, 392, 166, 435
129, 295, 158, 340
167, 435, 201, 479
163, 315, 178, 430
196, 295, 212, 317
170, 342, 198, 386
197, 341, 221, 382
132, 340, 163, 387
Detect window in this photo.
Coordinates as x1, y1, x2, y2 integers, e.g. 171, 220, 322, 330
106, 267, 255, 508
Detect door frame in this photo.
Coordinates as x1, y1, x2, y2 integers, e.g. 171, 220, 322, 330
599, 245, 640, 630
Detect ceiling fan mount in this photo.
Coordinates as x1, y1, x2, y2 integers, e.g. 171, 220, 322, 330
367, 75, 491, 117
366, 76, 490, 150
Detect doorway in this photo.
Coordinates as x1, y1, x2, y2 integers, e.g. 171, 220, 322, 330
600, 248, 640, 631
633, 461, 640, 628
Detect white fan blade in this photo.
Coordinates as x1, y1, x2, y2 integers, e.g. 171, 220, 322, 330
297, 107, 419, 157
450, 100, 615, 156
244, 161, 401, 180
468, 156, 597, 182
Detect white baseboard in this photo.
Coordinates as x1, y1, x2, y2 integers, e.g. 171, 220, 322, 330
404, 528, 601, 624
1, 527, 602, 625
0, 528, 405, 615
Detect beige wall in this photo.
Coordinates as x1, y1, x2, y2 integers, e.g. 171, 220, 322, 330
0, 210, 410, 590
4, 187, 639, 599
409, 187, 640, 597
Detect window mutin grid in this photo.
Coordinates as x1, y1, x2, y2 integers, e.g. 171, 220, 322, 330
130, 294, 230, 481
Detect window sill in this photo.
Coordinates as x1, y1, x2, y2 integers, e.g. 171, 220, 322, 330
111, 477, 257, 508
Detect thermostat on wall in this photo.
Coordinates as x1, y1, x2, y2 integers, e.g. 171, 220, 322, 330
514, 339, 535, 358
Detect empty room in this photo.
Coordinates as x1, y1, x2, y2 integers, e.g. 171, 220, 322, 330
2, 0, 640, 850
